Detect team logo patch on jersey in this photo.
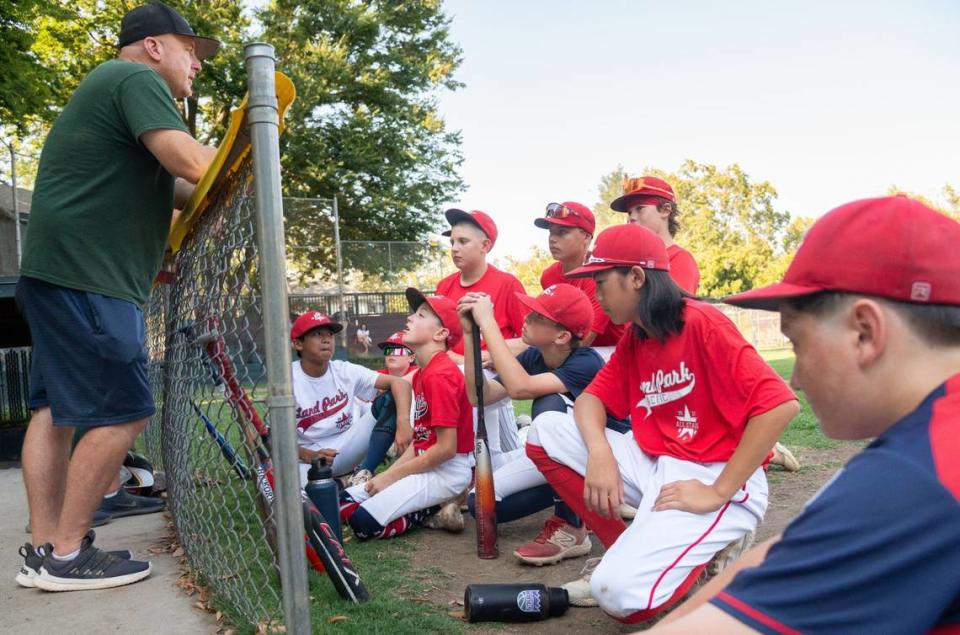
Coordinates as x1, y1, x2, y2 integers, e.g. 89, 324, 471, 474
334, 410, 352, 431
413, 423, 431, 445
636, 361, 696, 418
675, 404, 699, 441
414, 393, 428, 421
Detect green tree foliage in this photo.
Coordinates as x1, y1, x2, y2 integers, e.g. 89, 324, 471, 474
503, 246, 554, 295
0, 0, 64, 132
591, 164, 628, 232
6, 0, 465, 283
593, 161, 801, 297
261, 0, 465, 280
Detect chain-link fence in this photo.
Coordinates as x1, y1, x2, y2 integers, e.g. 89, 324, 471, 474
715, 304, 789, 350
144, 157, 283, 626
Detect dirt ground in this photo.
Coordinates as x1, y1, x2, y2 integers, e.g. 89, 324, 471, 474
407, 442, 863, 633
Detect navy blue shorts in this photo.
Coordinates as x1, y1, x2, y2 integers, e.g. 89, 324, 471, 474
15, 276, 155, 427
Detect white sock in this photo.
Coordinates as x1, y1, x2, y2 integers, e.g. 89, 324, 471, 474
104, 490, 119, 499
52, 548, 81, 562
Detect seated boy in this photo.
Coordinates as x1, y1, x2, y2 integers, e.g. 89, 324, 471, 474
339, 289, 475, 539
459, 284, 630, 565
291, 312, 411, 485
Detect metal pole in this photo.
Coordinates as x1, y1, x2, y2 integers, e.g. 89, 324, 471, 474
332, 194, 347, 349
244, 42, 311, 634
2, 140, 20, 268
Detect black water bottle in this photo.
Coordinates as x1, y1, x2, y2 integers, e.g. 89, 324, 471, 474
304, 458, 342, 543
464, 584, 569, 623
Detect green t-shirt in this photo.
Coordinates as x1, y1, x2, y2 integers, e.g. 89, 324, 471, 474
21, 59, 190, 306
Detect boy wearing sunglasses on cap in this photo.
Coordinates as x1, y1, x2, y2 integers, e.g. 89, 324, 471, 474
526, 223, 799, 620
347, 333, 418, 486
537, 201, 625, 356
654, 196, 960, 634
459, 284, 631, 566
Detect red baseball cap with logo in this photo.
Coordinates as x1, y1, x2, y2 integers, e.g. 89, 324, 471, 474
377, 331, 411, 353
726, 195, 960, 311
441, 209, 498, 247
610, 175, 676, 212
567, 223, 670, 278
515, 284, 594, 340
405, 287, 464, 350
291, 311, 343, 340
534, 201, 596, 235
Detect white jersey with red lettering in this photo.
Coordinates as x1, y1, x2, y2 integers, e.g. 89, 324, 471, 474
292, 359, 378, 446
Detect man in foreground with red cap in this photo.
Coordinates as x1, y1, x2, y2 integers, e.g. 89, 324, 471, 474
653, 196, 960, 633
611, 175, 700, 295
525, 223, 798, 620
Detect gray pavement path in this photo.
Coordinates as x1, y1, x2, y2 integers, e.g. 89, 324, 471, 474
0, 464, 218, 634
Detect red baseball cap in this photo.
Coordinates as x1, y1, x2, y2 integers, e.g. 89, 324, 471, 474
291, 311, 343, 340
377, 331, 411, 353
567, 223, 670, 278
610, 175, 676, 212
405, 287, 464, 350
515, 284, 594, 340
534, 201, 596, 235
725, 195, 960, 311
442, 209, 498, 247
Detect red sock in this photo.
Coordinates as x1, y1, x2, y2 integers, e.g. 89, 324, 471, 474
526, 443, 627, 548
339, 500, 361, 524
377, 516, 411, 539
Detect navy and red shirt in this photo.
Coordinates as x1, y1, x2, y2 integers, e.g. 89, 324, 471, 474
712, 373, 960, 634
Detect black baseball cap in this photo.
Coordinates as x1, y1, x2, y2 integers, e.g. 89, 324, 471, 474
118, 3, 220, 60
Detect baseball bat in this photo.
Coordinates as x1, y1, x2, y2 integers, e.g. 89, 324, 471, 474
189, 399, 251, 480
471, 316, 499, 559
185, 319, 369, 600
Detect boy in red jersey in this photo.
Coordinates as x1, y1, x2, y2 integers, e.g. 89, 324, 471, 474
526, 223, 799, 621
339, 290, 475, 539
611, 175, 700, 294
437, 208, 525, 467
536, 201, 625, 354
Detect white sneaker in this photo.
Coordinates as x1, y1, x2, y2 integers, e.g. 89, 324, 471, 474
422, 500, 464, 532
561, 556, 602, 607
770, 442, 801, 471
347, 469, 373, 488
706, 530, 756, 578
516, 414, 532, 429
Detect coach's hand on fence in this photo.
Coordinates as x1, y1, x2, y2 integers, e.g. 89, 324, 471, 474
584, 449, 623, 517
653, 479, 726, 514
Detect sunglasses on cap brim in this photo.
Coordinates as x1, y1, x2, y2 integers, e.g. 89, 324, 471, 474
383, 345, 412, 356
545, 202, 584, 221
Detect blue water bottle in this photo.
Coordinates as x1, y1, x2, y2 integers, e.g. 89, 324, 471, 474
305, 458, 342, 543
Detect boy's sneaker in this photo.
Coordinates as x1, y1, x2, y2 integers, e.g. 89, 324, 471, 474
422, 500, 465, 532
516, 414, 532, 429
25, 510, 111, 534
35, 532, 150, 592
562, 556, 602, 607
347, 469, 373, 488
16, 536, 131, 589
705, 530, 756, 578
513, 516, 592, 566
619, 503, 638, 519
98, 489, 165, 518
770, 442, 801, 472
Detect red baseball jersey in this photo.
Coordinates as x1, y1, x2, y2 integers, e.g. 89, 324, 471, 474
539, 261, 625, 346
435, 264, 530, 354
667, 244, 700, 295
585, 300, 795, 463
411, 352, 475, 455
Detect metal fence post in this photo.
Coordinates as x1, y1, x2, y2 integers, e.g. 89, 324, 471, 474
332, 194, 347, 349
244, 42, 311, 634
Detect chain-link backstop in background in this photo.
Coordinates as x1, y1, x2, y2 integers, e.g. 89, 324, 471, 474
144, 157, 284, 626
